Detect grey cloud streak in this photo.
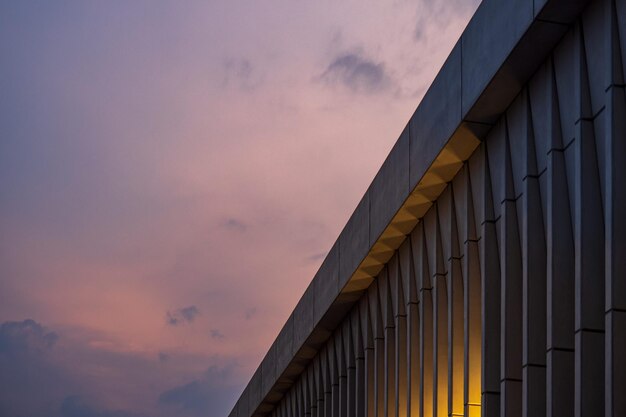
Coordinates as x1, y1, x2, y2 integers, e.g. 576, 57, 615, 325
222, 218, 247, 232
167, 306, 200, 326
0, 319, 58, 354
210, 329, 224, 339
319, 52, 392, 94
223, 58, 264, 91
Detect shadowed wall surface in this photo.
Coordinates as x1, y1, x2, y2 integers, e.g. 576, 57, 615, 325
229, 0, 626, 416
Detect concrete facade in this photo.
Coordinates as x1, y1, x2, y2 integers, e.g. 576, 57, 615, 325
229, 0, 626, 416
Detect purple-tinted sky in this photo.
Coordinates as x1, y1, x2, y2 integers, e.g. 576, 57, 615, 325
0, 1, 479, 416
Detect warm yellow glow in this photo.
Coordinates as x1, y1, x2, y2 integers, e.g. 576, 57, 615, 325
467, 403, 482, 417
341, 122, 482, 295
409, 258, 482, 417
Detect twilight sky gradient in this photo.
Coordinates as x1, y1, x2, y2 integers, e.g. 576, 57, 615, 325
0, 1, 479, 416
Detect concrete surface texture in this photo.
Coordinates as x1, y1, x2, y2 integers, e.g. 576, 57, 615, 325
229, 0, 626, 415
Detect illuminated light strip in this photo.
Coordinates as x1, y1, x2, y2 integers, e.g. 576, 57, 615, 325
341, 126, 481, 295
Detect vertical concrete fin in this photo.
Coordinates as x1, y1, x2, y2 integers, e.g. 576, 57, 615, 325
389, 254, 406, 319
314, 356, 324, 411
448, 184, 465, 417
573, 17, 606, 417
449, 185, 462, 260
337, 324, 348, 417
463, 161, 482, 417
546, 46, 575, 417
608, 0, 625, 86
395, 295, 408, 417
415, 224, 432, 291
549, 57, 566, 150
407, 298, 421, 417
499, 119, 524, 417
424, 206, 445, 278
379, 267, 395, 330
433, 254, 449, 417
347, 318, 358, 417
522, 87, 548, 417
452, 167, 470, 245
481, 139, 501, 417
419, 271, 434, 417
605, 4, 626, 417
399, 238, 418, 306
351, 308, 363, 360
360, 295, 373, 351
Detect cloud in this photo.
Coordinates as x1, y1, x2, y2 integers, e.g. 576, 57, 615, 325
166, 313, 179, 326
222, 58, 263, 91
158, 365, 239, 417
179, 306, 199, 322
414, 24, 425, 41
60, 396, 144, 417
0, 319, 71, 417
244, 307, 257, 320
166, 306, 199, 326
209, 329, 224, 340
307, 251, 327, 263
319, 52, 391, 94
222, 218, 247, 232
0, 319, 58, 355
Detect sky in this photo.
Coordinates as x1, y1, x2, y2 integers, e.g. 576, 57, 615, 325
0, 1, 480, 416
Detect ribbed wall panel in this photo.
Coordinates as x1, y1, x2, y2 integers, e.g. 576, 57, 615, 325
239, 1, 625, 416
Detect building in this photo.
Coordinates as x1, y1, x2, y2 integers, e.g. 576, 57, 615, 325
229, 0, 626, 415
